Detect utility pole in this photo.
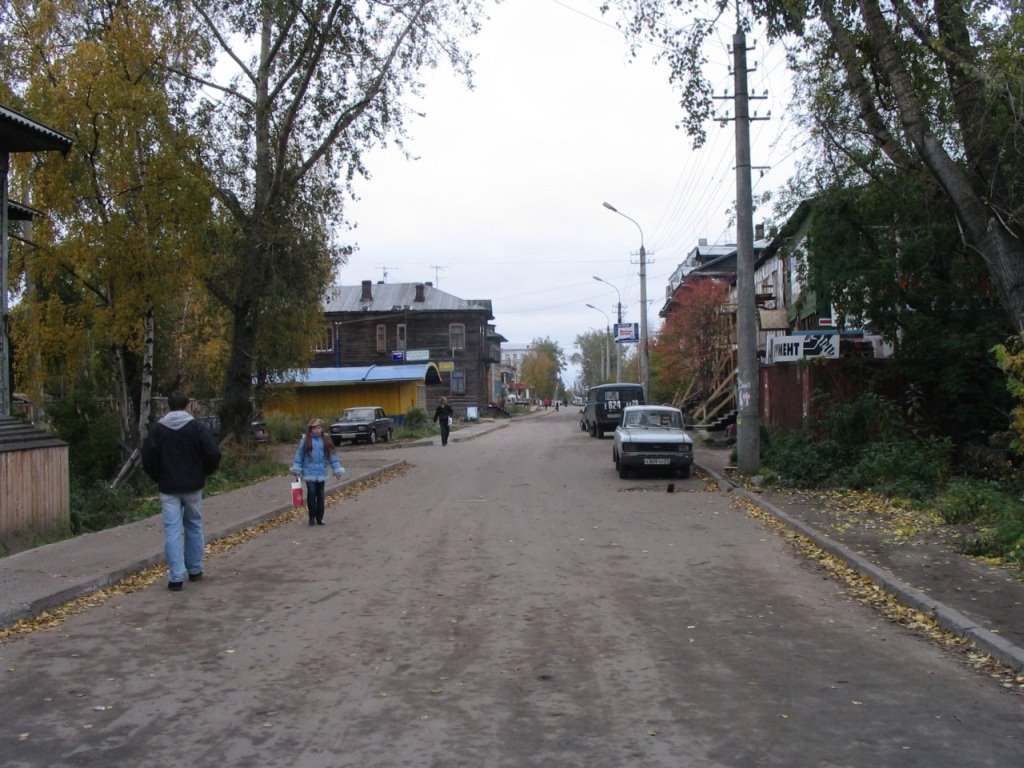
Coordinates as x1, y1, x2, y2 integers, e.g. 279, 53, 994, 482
638, 242, 649, 401
614, 298, 622, 383
733, 28, 760, 473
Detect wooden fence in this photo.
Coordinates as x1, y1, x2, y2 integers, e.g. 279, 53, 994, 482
760, 359, 901, 431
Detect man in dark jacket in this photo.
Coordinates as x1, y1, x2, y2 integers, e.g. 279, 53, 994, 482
142, 392, 221, 591
433, 397, 454, 446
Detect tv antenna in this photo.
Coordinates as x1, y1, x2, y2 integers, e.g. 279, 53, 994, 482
428, 264, 447, 285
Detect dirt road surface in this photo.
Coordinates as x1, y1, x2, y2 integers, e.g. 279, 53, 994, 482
2, 410, 1021, 767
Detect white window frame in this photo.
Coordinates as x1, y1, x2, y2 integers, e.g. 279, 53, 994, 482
449, 323, 465, 351
314, 326, 334, 353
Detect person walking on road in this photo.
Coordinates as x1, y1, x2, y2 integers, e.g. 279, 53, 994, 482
142, 392, 222, 592
433, 397, 454, 446
290, 418, 345, 526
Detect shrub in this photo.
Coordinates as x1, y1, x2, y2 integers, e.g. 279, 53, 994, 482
48, 391, 123, 483
403, 406, 429, 430
760, 429, 848, 487
70, 478, 142, 533
837, 437, 951, 499
264, 414, 307, 443
934, 478, 1007, 524
205, 443, 285, 493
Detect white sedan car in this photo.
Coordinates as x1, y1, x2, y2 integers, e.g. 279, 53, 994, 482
612, 405, 694, 479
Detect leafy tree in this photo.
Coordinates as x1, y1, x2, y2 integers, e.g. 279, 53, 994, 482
610, 0, 1024, 336
1, 0, 221, 464
574, 328, 613, 387
521, 337, 566, 399
167, 0, 483, 440
650, 277, 730, 407
805, 176, 1012, 444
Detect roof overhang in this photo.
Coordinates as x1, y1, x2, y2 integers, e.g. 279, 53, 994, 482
276, 362, 443, 387
0, 105, 73, 154
7, 199, 41, 221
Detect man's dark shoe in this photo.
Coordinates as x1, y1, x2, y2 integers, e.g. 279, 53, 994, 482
188, 572, 203, 582
316, 519, 325, 525
168, 581, 183, 592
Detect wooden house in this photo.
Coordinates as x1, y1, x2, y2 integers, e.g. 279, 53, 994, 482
264, 280, 504, 420
1, 105, 72, 540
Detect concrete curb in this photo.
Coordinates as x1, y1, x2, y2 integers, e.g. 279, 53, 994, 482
697, 460, 1024, 673
212, 460, 410, 538
2, 552, 169, 630
399, 420, 511, 447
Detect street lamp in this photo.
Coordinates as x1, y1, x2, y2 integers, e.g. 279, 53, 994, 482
592, 275, 622, 382
585, 303, 611, 383
602, 202, 649, 400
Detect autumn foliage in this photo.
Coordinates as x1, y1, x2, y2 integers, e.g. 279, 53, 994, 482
651, 278, 731, 406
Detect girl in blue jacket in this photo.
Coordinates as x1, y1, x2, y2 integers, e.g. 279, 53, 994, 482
290, 418, 344, 525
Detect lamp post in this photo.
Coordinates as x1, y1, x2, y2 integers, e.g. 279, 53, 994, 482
602, 202, 649, 400
585, 303, 611, 383
592, 275, 622, 382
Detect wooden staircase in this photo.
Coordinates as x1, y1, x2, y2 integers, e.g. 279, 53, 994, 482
689, 362, 737, 432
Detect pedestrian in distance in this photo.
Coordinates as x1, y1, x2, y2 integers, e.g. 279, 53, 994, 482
290, 418, 345, 526
142, 392, 222, 592
433, 397, 454, 446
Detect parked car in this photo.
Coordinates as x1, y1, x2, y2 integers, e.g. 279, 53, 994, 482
582, 383, 645, 438
612, 405, 693, 479
329, 407, 393, 445
250, 420, 268, 443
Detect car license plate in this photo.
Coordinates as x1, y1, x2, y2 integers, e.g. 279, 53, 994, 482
644, 458, 670, 465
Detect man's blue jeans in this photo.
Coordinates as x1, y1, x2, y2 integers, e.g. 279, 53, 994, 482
160, 491, 205, 583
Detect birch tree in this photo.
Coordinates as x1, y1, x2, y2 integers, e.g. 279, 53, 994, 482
170, 0, 482, 439
1, 0, 220, 463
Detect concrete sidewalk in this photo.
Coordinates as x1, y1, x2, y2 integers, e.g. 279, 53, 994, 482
0, 419, 509, 630
695, 442, 1024, 674
3, 416, 1022, 675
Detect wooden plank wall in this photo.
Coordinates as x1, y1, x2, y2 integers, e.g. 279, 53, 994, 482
0, 445, 70, 537
263, 382, 424, 422
759, 359, 900, 432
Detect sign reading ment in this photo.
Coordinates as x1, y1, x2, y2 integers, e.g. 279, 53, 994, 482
770, 333, 839, 363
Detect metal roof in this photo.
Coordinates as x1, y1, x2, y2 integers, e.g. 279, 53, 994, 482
0, 416, 68, 454
286, 363, 443, 387
7, 199, 40, 221
325, 282, 492, 317
0, 105, 72, 153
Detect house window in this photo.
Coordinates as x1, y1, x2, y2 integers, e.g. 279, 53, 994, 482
376, 324, 386, 353
396, 323, 407, 351
314, 326, 333, 353
450, 323, 465, 351
451, 368, 466, 394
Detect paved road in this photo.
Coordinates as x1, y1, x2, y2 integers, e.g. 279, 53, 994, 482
1, 410, 1021, 767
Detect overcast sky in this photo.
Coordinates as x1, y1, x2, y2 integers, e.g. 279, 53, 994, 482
343, 0, 803, 385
